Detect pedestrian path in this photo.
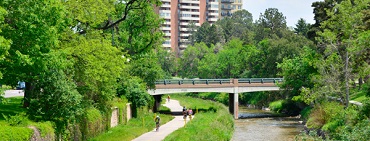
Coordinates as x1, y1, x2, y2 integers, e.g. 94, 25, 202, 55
132, 99, 193, 141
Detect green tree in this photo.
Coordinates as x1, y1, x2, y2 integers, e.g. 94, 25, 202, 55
308, 0, 344, 42
187, 21, 198, 46
156, 48, 177, 78
316, 0, 369, 107
0, 0, 67, 107
0, 6, 10, 99
28, 51, 82, 136
114, 1, 163, 56
255, 8, 287, 41
117, 76, 152, 118
0, 7, 9, 78
194, 22, 222, 47
278, 47, 320, 101
129, 51, 164, 89
65, 37, 124, 111
179, 42, 211, 78
198, 53, 221, 78
294, 18, 311, 38
216, 10, 254, 43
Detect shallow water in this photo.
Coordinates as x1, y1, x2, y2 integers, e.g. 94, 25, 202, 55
231, 107, 304, 141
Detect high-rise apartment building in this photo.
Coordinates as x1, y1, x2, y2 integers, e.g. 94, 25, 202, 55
156, 0, 243, 55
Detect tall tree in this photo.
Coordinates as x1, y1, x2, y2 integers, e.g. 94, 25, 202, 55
179, 42, 211, 78
65, 37, 124, 111
294, 18, 311, 38
117, 76, 152, 118
315, 0, 369, 107
0, 6, 10, 81
255, 8, 287, 41
129, 51, 164, 89
156, 48, 177, 78
308, 0, 344, 42
278, 47, 320, 101
0, 6, 10, 98
0, 0, 67, 107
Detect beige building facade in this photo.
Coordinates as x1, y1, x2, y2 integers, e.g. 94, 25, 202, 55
157, 0, 243, 55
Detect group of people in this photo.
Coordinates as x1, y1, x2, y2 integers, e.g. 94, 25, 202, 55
182, 106, 193, 120
154, 96, 195, 132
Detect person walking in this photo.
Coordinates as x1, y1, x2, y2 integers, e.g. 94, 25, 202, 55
188, 108, 193, 120
182, 106, 187, 120
155, 115, 161, 131
167, 95, 170, 103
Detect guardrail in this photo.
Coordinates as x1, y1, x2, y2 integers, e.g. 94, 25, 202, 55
155, 79, 231, 85
238, 78, 283, 84
155, 78, 283, 85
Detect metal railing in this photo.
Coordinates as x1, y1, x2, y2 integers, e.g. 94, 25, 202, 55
238, 78, 283, 84
155, 79, 231, 85
155, 78, 283, 85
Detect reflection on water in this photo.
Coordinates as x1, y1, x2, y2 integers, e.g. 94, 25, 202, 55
232, 107, 304, 141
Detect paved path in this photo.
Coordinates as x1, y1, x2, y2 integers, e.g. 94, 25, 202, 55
132, 99, 193, 141
3, 90, 24, 98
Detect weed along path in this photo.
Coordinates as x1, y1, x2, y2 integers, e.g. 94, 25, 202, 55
132, 99, 194, 141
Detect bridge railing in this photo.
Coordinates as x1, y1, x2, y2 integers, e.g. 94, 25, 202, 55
155, 79, 231, 85
238, 78, 283, 84
155, 78, 283, 85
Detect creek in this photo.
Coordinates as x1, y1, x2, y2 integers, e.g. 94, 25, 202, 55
231, 106, 304, 141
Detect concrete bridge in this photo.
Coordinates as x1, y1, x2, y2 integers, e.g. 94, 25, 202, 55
148, 78, 283, 119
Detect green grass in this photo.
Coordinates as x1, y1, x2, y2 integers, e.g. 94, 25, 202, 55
351, 91, 367, 102
170, 94, 220, 112
164, 94, 234, 141
269, 100, 283, 112
0, 97, 25, 120
89, 112, 174, 141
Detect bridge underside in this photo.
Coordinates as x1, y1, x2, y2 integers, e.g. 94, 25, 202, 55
149, 86, 279, 120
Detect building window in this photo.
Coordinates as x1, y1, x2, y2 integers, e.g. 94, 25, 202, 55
163, 41, 171, 44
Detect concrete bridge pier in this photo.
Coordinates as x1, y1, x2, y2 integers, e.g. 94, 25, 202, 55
229, 93, 239, 119
153, 95, 162, 113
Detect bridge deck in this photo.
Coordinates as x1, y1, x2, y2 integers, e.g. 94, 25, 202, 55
154, 83, 277, 89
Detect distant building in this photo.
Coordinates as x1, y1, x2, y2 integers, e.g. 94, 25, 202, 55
156, 0, 243, 56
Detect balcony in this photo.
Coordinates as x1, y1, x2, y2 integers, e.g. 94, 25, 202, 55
221, 7, 232, 10
208, 12, 219, 16
208, 17, 218, 22
179, 0, 200, 4
221, 12, 232, 16
163, 44, 171, 48
180, 6, 200, 10
221, 0, 234, 3
179, 44, 188, 49
179, 27, 189, 31
160, 27, 171, 31
179, 16, 199, 21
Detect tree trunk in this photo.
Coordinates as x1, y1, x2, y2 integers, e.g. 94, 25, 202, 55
23, 82, 32, 108
345, 51, 349, 108
359, 77, 363, 90
132, 104, 138, 118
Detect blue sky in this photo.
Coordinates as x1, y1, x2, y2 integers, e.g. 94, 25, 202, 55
242, 0, 322, 27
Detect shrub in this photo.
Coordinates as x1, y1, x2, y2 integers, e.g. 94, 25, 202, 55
32, 121, 55, 139
0, 125, 33, 141
80, 107, 106, 140
300, 106, 312, 120
2, 112, 29, 126
269, 100, 283, 112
